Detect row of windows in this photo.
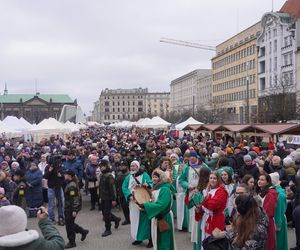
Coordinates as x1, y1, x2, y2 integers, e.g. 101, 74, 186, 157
103, 114, 141, 120
104, 107, 143, 113
213, 60, 256, 81
213, 74, 256, 92
213, 89, 256, 103
104, 95, 144, 100
213, 45, 256, 70
104, 101, 143, 106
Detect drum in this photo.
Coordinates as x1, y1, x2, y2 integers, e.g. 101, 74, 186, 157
132, 186, 152, 209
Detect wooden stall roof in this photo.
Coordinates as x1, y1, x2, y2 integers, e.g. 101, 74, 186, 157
215, 124, 251, 132
239, 124, 300, 135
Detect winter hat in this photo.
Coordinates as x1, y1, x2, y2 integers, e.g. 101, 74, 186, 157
212, 153, 219, 159
252, 146, 260, 154
0, 187, 5, 195
0, 205, 27, 236
248, 151, 258, 160
270, 172, 280, 187
131, 160, 140, 169
243, 155, 252, 162
283, 157, 294, 167
189, 151, 198, 158
272, 156, 281, 166
225, 147, 234, 155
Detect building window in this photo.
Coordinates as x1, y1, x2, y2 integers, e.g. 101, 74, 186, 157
138, 107, 143, 112
273, 29, 277, 37
274, 40, 277, 52
105, 108, 109, 112
105, 101, 109, 106
284, 54, 288, 66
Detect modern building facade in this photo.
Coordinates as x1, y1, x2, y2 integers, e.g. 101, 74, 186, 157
257, 10, 299, 122
211, 22, 261, 124
170, 69, 211, 114
99, 88, 147, 123
145, 92, 170, 118
0, 89, 76, 124
197, 73, 212, 111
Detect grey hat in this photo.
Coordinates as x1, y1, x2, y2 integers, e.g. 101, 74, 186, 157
243, 154, 252, 162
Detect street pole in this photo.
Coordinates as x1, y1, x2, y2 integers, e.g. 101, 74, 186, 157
246, 62, 250, 124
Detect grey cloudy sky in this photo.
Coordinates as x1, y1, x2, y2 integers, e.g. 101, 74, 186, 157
0, 0, 286, 114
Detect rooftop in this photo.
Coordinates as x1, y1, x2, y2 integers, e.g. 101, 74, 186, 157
280, 0, 300, 19
0, 94, 74, 103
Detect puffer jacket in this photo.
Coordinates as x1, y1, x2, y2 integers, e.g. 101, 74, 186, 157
0, 218, 64, 250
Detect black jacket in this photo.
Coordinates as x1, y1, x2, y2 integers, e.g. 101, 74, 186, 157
99, 171, 116, 201
44, 165, 64, 188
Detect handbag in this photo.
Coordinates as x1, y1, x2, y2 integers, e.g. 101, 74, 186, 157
157, 218, 169, 232
202, 236, 229, 250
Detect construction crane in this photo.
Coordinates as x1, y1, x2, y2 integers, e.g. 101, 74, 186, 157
160, 37, 216, 51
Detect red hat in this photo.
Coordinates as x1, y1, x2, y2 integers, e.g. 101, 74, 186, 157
252, 146, 260, 154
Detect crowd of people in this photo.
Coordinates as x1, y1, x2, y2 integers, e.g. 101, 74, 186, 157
0, 126, 299, 250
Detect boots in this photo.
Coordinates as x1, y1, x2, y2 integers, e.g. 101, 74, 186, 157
65, 242, 76, 249
102, 230, 112, 237
81, 229, 89, 241
114, 217, 121, 229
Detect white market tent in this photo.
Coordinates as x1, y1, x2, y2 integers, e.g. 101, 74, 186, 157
29, 118, 71, 141
0, 120, 22, 138
143, 116, 171, 129
175, 117, 204, 130
3, 116, 32, 131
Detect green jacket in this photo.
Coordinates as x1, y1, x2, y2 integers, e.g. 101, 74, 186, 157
64, 180, 81, 213
0, 218, 64, 250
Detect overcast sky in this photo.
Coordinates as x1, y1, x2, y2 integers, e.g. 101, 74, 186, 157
0, 0, 287, 114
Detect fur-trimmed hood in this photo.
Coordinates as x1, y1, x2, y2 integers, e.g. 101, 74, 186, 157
0, 230, 39, 247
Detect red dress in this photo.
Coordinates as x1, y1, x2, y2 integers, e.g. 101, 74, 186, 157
262, 189, 278, 250
196, 185, 228, 236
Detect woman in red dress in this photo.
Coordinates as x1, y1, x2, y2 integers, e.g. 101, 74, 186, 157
257, 173, 278, 250
195, 172, 228, 241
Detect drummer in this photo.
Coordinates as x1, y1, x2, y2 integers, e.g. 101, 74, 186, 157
140, 169, 176, 250
122, 160, 153, 247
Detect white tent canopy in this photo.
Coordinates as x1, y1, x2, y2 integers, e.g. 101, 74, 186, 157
175, 117, 203, 130
3, 116, 32, 131
0, 120, 22, 138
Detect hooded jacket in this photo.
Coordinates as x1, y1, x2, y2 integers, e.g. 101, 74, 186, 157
0, 218, 64, 250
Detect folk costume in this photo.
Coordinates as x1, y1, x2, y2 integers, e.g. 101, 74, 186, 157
122, 161, 152, 242
143, 170, 176, 250
195, 184, 228, 242
178, 152, 209, 238
270, 173, 288, 250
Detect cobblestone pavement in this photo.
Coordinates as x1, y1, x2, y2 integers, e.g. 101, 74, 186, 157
27, 194, 297, 250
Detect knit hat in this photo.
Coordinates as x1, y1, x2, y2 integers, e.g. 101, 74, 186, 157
270, 172, 280, 187
283, 157, 294, 167
212, 153, 219, 159
189, 151, 198, 158
252, 146, 260, 154
130, 160, 140, 169
248, 151, 258, 160
243, 155, 252, 162
225, 147, 234, 155
0, 187, 5, 195
0, 205, 27, 236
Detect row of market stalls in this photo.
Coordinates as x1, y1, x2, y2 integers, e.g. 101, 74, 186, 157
0, 116, 87, 141
182, 123, 300, 144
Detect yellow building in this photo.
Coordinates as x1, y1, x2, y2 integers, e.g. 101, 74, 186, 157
145, 92, 170, 117
211, 22, 261, 124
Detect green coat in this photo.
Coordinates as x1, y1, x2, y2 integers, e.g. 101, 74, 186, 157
274, 185, 288, 250
144, 183, 175, 250
188, 192, 204, 250
0, 218, 64, 250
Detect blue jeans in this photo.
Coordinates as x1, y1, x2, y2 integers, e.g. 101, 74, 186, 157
48, 187, 64, 221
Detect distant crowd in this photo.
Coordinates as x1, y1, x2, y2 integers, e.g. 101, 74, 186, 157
0, 127, 299, 250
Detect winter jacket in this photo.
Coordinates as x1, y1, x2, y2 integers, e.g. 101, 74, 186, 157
44, 165, 64, 189
99, 171, 116, 201
85, 163, 98, 182
25, 168, 43, 208
63, 159, 83, 178
0, 218, 64, 250
239, 164, 260, 180
294, 175, 300, 206
12, 180, 27, 210
64, 180, 81, 213
225, 207, 268, 250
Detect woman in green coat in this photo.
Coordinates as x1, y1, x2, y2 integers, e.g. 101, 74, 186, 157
141, 169, 176, 250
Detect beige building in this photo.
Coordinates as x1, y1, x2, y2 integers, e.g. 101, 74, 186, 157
145, 92, 170, 118
91, 100, 100, 122
99, 88, 147, 123
197, 73, 212, 110
170, 69, 211, 114
211, 22, 261, 124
